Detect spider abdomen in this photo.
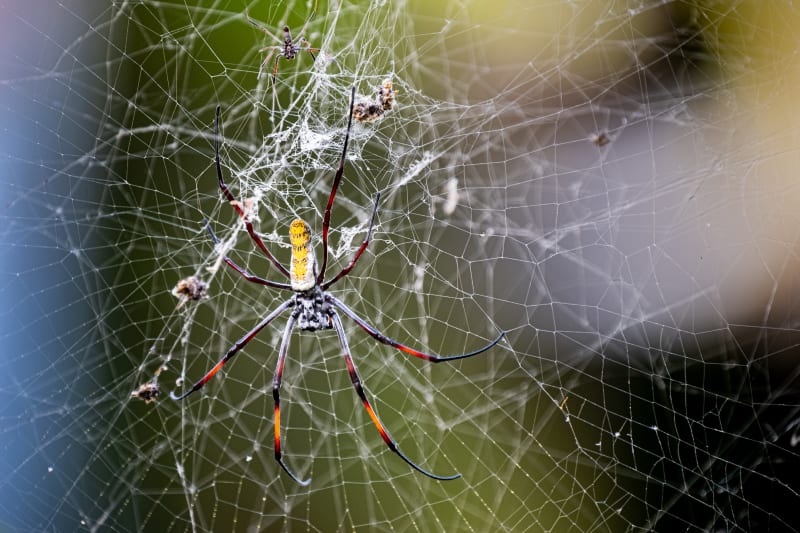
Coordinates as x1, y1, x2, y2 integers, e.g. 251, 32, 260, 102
293, 288, 333, 331
289, 219, 316, 291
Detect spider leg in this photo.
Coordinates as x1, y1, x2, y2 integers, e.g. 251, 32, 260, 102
272, 311, 311, 485
295, 0, 318, 39
270, 53, 285, 84
205, 222, 291, 290
170, 299, 294, 401
257, 49, 277, 80
215, 106, 290, 278
299, 42, 340, 69
307, 0, 318, 24
298, 40, 319, 62
330, 295, 505, 362
246, 12, 281, 41
331, 312, 461, 481
317, 86, 357, 285
321, 193, 380, 290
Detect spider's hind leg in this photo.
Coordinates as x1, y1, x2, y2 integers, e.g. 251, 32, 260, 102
273, 311, 312, 486
330, 311, 461, 481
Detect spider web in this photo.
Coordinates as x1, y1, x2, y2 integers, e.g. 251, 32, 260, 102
3, 0, 800, 531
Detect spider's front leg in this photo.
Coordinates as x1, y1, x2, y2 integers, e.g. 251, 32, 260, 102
205, 222, 291, 290
321, 192, 380, 290
214, 106, 289, 277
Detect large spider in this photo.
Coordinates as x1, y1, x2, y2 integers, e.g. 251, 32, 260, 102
246, 0, 323, 82
170, 87, 505, 485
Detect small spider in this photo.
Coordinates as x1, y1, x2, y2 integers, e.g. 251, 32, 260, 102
247, 0, 325, 82
170, 87, 504, 485
353, 79, 397, 123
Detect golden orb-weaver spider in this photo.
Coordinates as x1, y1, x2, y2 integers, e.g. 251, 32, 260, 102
170, 87, 505, 485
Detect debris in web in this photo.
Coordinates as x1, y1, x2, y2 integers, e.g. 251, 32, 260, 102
353, 79, 397, 123
171, 276, 209, 308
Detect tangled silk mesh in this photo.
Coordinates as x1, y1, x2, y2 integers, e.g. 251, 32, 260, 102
2, 1, 800, 531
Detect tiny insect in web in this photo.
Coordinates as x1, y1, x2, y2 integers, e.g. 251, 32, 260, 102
246, 0, 334, 82
170, 86, 504, 485
589, 131, 611, 146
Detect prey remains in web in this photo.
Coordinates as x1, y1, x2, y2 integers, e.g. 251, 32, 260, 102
171, 87, 505, 485
352, 79, 397, 123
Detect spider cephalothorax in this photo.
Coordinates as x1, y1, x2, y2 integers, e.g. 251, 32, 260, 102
292, 286, 333, 331
171, 86, 504, 485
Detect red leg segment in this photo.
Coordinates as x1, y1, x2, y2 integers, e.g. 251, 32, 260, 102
215, 106, 290, 278
330, 295, 505, 362
271, 54, 282, 83
317, 86, 357, 285
322, 193, 380, 290
272, 312, 311, 485
331, 312, 461, 481
205, 221, 291, 290
257, 49, 276, 81
170, 299, 293, 400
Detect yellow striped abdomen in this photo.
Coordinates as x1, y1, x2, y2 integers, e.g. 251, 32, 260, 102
289, 219, 316, 291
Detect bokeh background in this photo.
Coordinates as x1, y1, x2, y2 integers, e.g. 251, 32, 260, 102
3, 1, 800, 531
